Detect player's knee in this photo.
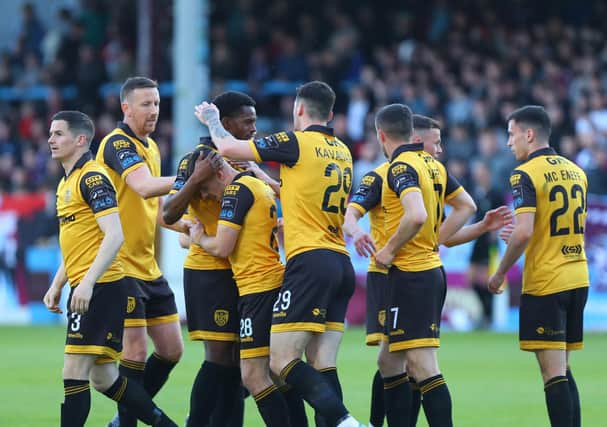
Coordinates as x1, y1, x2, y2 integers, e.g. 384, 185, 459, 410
121, 331, 149, 361
269, 355, 288, 377
89, 372, 113, 392
240, 366, 261, 395
156, 346, 183, 363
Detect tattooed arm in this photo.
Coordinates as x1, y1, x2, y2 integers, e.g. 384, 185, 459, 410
194, 102, 256, 160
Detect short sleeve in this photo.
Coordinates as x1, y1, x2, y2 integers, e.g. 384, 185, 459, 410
102, 136, 144, 177
445, 172, 463, 201
249, 131, 299, 166
510, 170, 536, 213
387, 162, 420, 197
349, 171, 382, 213
218, 182, 255, 230
79, 171, 118, 216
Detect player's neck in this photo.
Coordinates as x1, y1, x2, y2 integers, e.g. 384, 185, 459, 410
123, 119, 150, 141
526, 142, 550, 159
60, 149, 88, 176
298, 117, 326, 131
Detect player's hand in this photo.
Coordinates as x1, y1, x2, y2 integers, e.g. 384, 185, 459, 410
189, 151, 217, 183
499, 223, 515, 244
487, 272, 506, 294
43, 285, 63, 314
374, 246, 395, 269
277, 217, 284, 234
194, 102, 219, 126
482, 205, 513, 232
352, 231, 376, 258
70, 282, 94, 314
186, 219, 206, 245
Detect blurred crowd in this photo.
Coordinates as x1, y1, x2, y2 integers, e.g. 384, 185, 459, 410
1, 0, 607, 204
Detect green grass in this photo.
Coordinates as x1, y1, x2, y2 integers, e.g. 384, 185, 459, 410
0, 326, 605, 426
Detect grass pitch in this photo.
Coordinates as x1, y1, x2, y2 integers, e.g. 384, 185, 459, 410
0, 326, 605, 426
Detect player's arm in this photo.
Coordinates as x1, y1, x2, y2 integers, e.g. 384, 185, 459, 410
178, 233, 191, 249
101, 136, 174, 199
442, 205, 512, 247
125, 166, 175, 199
71, 211, 124, 314
196, 102, 300, 166
189, 222, 240, 259
189, 180, 254, 258
488, 170, 535, 294
163, 151, 218, 224
246, 162, 281, 196
488, 212, 534, 294
344, 170, 383, 256
376, 162, 427, 267
438, 174, 477, 245
343, 206, 375, 257
69, 172, 124, 314
195, 102, 255, 160
376, 191, 427, 268
157, 196, 189, 233
43, 261, 68, 314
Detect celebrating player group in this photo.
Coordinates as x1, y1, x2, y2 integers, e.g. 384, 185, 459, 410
44, 77, 589, 427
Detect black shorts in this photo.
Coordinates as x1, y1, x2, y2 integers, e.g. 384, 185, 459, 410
366, 272, 388, 346
519, 287, 588, 352
239, 288, 280, 359
65, 279, 127, 363
124, 276, 179, 328
184, 268, 239, 342
271, 249, 355, 334
385, 266, 446, 352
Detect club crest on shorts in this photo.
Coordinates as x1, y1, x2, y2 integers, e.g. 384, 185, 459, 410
126, 296, 136, 314
214, 309, 229, 327
378, 310, 386, 327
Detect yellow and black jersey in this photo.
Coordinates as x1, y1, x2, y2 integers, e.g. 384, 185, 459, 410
248, 125, 352, 261
510, 147, 589, 296
382, 143, 462, 272
217, 172, 284, 296
348, 162, 390, 274
56, 152, 123, 286
171, 142, 230, 271
96, 122, 162, 281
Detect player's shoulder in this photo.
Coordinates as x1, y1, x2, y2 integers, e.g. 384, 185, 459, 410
374, 161, 390, 176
